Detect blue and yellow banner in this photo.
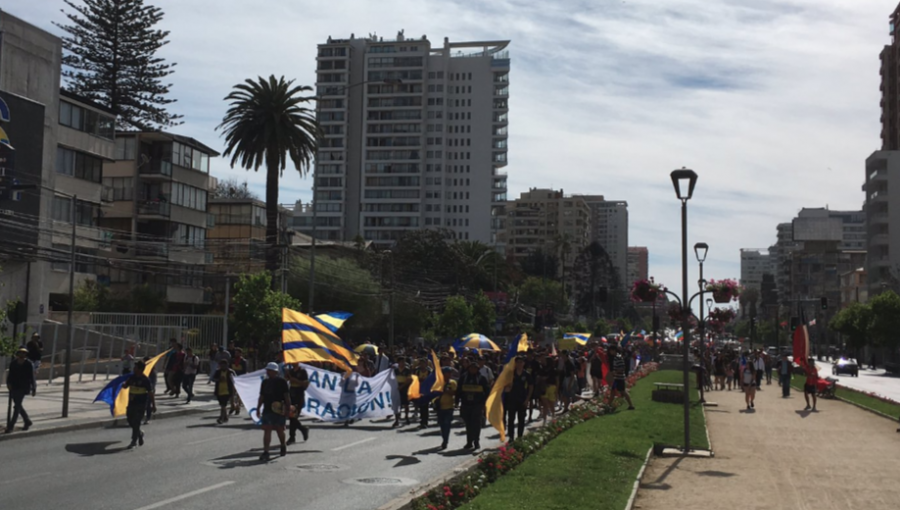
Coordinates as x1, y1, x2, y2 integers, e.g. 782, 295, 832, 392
314, 311, 353, 333
283, 308, 358, 372
94, 349, 169, 417
504, 333, 530, 364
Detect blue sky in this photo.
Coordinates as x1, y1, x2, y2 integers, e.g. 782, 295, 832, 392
7, 0, 889, 296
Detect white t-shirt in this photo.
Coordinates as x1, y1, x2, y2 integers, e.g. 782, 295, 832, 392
742, 368, 755, 386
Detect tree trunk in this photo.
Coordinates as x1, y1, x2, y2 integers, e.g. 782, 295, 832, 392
265, 158, 280, 285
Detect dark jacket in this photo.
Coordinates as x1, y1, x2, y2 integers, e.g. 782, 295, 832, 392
457, 371, 490, 408
7, 359, 36, 393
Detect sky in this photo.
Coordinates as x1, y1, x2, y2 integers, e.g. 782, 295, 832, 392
7, 0, 891, 300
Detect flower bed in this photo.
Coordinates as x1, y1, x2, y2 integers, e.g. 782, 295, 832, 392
410, 363, 660, 510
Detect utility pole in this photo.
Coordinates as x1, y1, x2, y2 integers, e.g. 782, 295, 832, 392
223, 275, 230, 350
388, 250, 395, 355
62, 195, 76, 418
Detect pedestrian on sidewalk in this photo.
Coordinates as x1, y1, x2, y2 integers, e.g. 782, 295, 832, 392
742, 361, 756, 410
213, 359, 235, 424
25, 333, 42, 374
286, 362, 310, 444
182, 347, 200, 403
504, 355, 533, 443
608, 345, 635, 410
256, 362, 291, 462
779, 353, 792, 397
122, 360, 155, 449
437, 366, 457, 450
754, 351, 765, 389
162, 339, 178, 395
804, 358, 818, 412
5, 348, 35, 433
169, 344, 185, 398
765, 352, 773, 385
458, 355, 490, 450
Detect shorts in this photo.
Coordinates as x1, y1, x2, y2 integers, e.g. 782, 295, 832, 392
261, 411, 286, 428
804, 384, 817, 395
612, 379, 626, 393
217, 395, 230, 407
399, 389, 410, 406
544, 385, 558, 402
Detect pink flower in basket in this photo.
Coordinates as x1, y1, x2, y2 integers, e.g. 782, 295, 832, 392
631, 278, 665, 303
706, 279, 741, 303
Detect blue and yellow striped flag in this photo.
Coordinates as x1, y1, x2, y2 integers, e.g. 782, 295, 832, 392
314, 311, 353, 333
282, 308, 358, 372
94, 349, 169, 417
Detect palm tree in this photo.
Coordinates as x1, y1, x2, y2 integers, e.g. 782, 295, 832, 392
218, 75, 318, 277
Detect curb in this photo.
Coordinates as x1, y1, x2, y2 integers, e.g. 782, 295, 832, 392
0, 404, 218, 443
377, 456, 481, 510
835, 396, 900, 424
625, 447, 653, 510
702, 404, 714, 452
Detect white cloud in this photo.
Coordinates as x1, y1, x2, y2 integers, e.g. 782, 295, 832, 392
7, 0, 888, 294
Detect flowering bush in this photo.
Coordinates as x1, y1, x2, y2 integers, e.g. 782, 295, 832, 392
411, 362, 659, 510
631, 278, 665, 303
708, 307, 736, 323
706, 279, 741, 303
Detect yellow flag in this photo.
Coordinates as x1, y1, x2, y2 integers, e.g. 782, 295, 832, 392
487, 358, 516, 443
430, 350, 445, 394
407, 374, 421, 401
112, 349, 170, 417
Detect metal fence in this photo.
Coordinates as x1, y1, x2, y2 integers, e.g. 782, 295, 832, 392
3, 313, 225, 385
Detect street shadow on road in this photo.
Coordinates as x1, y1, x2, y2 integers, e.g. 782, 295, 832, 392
440, 448, 479, 457
794, 410, 812, 418
738, 409, 756, 414
65, 441, 129, 456
697, 470, 736, 478
206, 449, 322, 469
640, 455, 683, 492
306, 424, 394, 432
412, 446, 444, 456
185, 422, 258, 430
386, 455, 421, 467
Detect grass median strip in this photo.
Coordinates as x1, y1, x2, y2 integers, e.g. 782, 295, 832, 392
790, 379, 900, 419
459, 370, 708, 510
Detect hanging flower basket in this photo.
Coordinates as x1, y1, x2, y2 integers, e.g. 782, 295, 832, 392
667, 303, 695, 326
708, 307, 736, 324
706, 279, 741, 303
631, 278, 665, 303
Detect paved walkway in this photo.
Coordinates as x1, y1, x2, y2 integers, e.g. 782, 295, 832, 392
0, 373, 217, 440
635, 384, 900, 510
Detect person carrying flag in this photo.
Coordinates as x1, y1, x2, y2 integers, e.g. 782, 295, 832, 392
122, 360, 155, 449
393, 358, 413, 427
415, 357, 432, 429
437, 366, 458, 450
458, 355, 490, 450
504, 355, 533, 442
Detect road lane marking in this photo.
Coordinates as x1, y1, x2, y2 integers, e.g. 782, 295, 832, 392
0, 472, 50, 485
133, 481, 234, 510
331, 437, 375, 451
186, 431, 247, 446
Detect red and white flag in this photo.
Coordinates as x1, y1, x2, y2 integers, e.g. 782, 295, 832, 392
793, 324, 809, 370
808, 318, 816, 327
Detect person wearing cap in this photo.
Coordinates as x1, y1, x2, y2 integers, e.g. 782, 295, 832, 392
122, 360, 155, 448
256, 362, 291, 461
436, 366, 457, 450
25, 333, 43, 373
392, 358, 413, 427
504, 355, 533, 442
457, 356, 490, 450
5, 348, 35, 433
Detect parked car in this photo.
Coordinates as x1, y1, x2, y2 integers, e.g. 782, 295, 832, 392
832, 358, 859, 377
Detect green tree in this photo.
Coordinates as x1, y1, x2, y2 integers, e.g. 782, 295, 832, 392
435, 295, 474, 339
212, 177, 258, 200
829, 302, 872, 362
56, 0, 181, 129
72, 279, 111, 311
518, 276, 567, 311
289, 255, 381, 334
868, 290, 900, 351
128, 284, 166, 313
471, 292, 497, 336
219, 76, 318, 276
592, 319, 611, 338
232, 272, 302, 353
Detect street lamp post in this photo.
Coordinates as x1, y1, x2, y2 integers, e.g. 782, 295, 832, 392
671, 167, 698, 453
695, 242, 708, 356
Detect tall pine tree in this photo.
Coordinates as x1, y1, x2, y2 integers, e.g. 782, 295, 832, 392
55, 0, 182, 130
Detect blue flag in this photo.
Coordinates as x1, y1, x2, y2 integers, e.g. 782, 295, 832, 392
93, 374, 132, 416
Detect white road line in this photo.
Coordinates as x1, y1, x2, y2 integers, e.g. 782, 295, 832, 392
0, 472, 50, 486
331, 436, 375, 451
186, 431, 247, 446
133, 481, 234, 510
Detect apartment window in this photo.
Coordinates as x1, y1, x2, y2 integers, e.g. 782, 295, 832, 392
437, 71, 444, 79
52, 196, 98, 227
428, 72, 436, 79
56, 146, 103, 183
173, 223, 206, 248
59, 100, 115, 139
170, 182, 208, 211
171, 142, 210, 173
468, 73, 472, 80
115, 137, 136, 160
103, 177, 134, 200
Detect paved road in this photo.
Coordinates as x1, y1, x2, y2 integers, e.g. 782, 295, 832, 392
0, 406, 506, 510
814, 361, 900, 403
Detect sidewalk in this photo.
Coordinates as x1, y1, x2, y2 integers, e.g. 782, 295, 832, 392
634, 384, 900, 510
0, 373, 219, 442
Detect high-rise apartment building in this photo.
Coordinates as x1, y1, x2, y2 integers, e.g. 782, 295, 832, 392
626, 247, 648, 285
505, 189, 590, 275
578, 196, 628, 289
881, 3, 900, 150
739, 249, 774, 296
297, 32, 509, 246
864, 150, 900, 295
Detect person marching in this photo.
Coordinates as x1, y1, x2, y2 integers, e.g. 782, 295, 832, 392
415, 357, 432, 428
458, 355, 490, 450
181, 347, 200, 403
229, 348, 248, 415
393, 357, 413, 427
504, 355, 533, 442
286, 362, 310, 444
213, 358, 236, 424
742, 359, 757, 410
5, 348, 35, 433
122, 360, 155, 449
436, 366, 458, 450
607, 345, 635, 410
257, 362, 291, 462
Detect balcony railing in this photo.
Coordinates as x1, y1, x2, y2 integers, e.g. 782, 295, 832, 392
135, 243, 169, 258
137, 199, 170, 217
139, 159, 172, 177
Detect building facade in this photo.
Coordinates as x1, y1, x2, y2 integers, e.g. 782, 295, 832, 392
100, 132, 218, 310
740, 249, 775, 296
840, 268, 868, 306
626, 247, 648, 285
864, 150, 900, 295
579, 195, 628, 290
505, 188, 590, 275
297, 32, 510, 247
881, 3, 900, 150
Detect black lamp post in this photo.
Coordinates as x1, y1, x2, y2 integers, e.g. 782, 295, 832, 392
694, 242, 708, 355
671, 167, 698, 453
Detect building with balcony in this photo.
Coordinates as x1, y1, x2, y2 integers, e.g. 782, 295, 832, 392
100, 131, 218, 310
0, 11, 117, 320
299, 31, 510, 246
840, 267, 868, 306
880, 2, 900, 150
626, 247, 649, 286
865, 151, 900, 295
740, 248, 775, 296
577, 195, 629, 291
505, 189, 590, 276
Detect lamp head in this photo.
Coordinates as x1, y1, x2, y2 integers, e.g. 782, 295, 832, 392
670, 167, 698, 200
694, 242, 709, 263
